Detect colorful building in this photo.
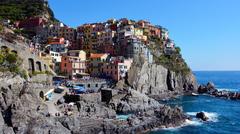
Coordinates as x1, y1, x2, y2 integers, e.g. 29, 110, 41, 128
47, 39, 68, 53
58, 26, 77, 42
101, 57, 133, 81
126, 36, 153, 63
47, 22, 64, 38
48, 37, 65, 44
61, 50, 87, 78
89, 53, 109, 76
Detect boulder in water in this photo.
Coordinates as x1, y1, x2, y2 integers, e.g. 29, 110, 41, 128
196, 112, 209, 121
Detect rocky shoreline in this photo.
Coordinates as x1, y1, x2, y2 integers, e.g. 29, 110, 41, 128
0, 72, 193, 134
198, 82, 240, 100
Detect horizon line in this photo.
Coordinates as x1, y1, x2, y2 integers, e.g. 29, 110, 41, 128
193, 70, 240, 72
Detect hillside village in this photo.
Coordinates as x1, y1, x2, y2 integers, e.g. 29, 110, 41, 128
3, 17, 176, 77
0, 0, 194, 101
0, 1, 201, 133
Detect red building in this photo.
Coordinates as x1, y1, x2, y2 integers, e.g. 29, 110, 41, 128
16, 17, 46, 29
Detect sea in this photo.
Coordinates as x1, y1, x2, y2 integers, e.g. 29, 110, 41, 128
151, 71, 240, 134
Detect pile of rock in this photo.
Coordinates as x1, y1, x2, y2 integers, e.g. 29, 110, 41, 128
198, 82, 240, 100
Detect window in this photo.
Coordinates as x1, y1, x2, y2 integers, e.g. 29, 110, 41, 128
96, 84, 98, 87
64, 63, 67, 67
88, 84, 90, 88
115, 71, 117, 74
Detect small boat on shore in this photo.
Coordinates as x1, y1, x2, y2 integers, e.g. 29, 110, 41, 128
191, 93, 199, 96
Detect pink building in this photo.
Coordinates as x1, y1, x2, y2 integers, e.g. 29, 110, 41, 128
101, 58, 133, 81
61, 50, 87, 78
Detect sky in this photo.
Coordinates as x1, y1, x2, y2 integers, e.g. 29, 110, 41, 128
48, 0, 240, 71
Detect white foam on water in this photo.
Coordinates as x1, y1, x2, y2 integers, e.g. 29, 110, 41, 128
161, 126, 181, 131
217, 88, 239, 92
204, 112, 219, 122
186, 112, 198, 116
160, 119, 202, 131
184, 119, 203, 126
153, 112, 219, 132
186, 111, 219, 122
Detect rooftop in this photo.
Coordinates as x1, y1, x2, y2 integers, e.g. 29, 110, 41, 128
90, 53, 107, 58
49, 42, 64, 45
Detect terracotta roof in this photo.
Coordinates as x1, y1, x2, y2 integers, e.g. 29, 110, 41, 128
49, 42, 64, 45
90, 53, 106, 58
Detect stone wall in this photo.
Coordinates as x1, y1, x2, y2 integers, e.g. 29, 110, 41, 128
0, 36, 56, 76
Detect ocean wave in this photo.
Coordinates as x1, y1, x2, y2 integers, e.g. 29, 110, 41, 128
155, 112, 218, 132
217, 88, 239, 92
186, 111, 219, 122
184, 119, 203, 126
160, 119, 202, 131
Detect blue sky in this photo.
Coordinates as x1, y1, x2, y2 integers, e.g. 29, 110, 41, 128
49, 0, 240, 71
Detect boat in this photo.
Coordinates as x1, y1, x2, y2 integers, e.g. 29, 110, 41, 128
73, 85, 86, 94
54, 86, 65, 93
191, 92, 199, 96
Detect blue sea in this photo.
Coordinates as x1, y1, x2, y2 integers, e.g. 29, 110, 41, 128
152, 71, 240, 134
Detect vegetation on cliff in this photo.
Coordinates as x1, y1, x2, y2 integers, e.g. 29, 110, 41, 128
0, 47, 27, 78
149, 36, 191, 75
0, 0, 57, 22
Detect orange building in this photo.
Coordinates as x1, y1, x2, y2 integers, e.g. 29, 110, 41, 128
61, 50, 87, 78
48, 37, 65, 44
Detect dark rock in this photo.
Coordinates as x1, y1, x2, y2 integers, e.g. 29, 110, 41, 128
199, 82, 240, 100
198, 82, 217, 94
207, 82, 215, 90
196, 112, 209, 121
198, 85, 208, 94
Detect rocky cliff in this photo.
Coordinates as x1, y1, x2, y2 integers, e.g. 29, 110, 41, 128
0, 71, 188, 134
0, 72, 71, 134
128, 61, 198, 99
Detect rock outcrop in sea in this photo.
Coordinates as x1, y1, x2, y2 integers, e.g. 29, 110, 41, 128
198, 82, 240, 100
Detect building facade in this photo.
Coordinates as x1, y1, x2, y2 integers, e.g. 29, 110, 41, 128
101, 57, 133, 81
61, 50, 87, 78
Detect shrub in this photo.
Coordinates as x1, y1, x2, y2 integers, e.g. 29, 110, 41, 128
19, 69, 28, 79
6, 53, 17, 63
0, 49, 26, 78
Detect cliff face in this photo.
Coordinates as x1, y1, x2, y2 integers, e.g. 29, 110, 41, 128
0, 72, 71, 134
128, 62, 198, 99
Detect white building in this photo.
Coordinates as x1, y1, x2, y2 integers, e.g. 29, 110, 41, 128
47, 42, 68, 53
